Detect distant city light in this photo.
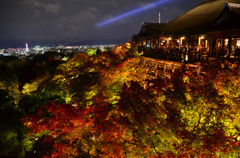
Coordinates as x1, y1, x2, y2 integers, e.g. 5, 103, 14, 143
1, 44, 116, 59
97, 0, 170, 27
26, 43, 29, 52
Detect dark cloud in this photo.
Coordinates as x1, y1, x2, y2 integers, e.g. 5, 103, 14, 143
0, 0, 204, 47
24, 0, 63, 14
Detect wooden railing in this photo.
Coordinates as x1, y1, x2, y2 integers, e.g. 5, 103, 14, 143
141, 56, 240, 81
141, 57, 206, 80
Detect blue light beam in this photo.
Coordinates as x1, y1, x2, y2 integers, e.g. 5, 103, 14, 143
97, 0, 170, 27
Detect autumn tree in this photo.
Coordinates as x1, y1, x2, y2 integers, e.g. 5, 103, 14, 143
21, 44, 240, 157
0, 60, 25, 157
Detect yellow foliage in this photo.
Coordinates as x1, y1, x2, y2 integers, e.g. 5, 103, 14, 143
22, 75, 50, 95
22, 82, 39, 95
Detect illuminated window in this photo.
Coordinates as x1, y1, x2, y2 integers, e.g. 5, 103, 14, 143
237, 39, 240, 47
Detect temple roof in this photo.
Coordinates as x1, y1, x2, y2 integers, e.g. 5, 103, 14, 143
137, 0, 240, 37
138, 23, 168, 37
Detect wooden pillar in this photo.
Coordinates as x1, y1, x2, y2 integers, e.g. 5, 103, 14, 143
206, 39, 209, 51
173, 37, 176, 49
185, 36, 190, 62
198, 36, 204, 60
222, 37, 225, 50
233, 38, 237, 50
158, 36, 161, 49
212, 37, 216, 57
150, 38, 152, 48
197, 36, 202, 52
208, 37, 212, 56
227, 37, 232, 58
166, 37, 170, 49
180, 37, 185, 50
186, 36, 190, 52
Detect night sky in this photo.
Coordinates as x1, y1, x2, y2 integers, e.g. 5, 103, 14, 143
0, 0, 204, 48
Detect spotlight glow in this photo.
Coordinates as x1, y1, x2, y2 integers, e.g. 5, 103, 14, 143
97, 0, 170, 27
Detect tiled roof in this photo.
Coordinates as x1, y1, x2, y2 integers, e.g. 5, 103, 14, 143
137, 0, 240, 37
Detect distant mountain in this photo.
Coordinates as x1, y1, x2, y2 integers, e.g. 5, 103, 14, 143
69, 39, 129, 46
0, 40, 58, 49
0, 38, 130, 49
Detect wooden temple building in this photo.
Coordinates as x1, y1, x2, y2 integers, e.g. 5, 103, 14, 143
133, 0, 240, 62
132, 0, 240, 79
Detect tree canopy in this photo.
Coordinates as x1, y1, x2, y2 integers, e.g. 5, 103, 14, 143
1, 44, 240, 157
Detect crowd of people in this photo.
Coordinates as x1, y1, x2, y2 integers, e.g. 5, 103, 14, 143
235, 46, 240, 58
139, 45, 240, 62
